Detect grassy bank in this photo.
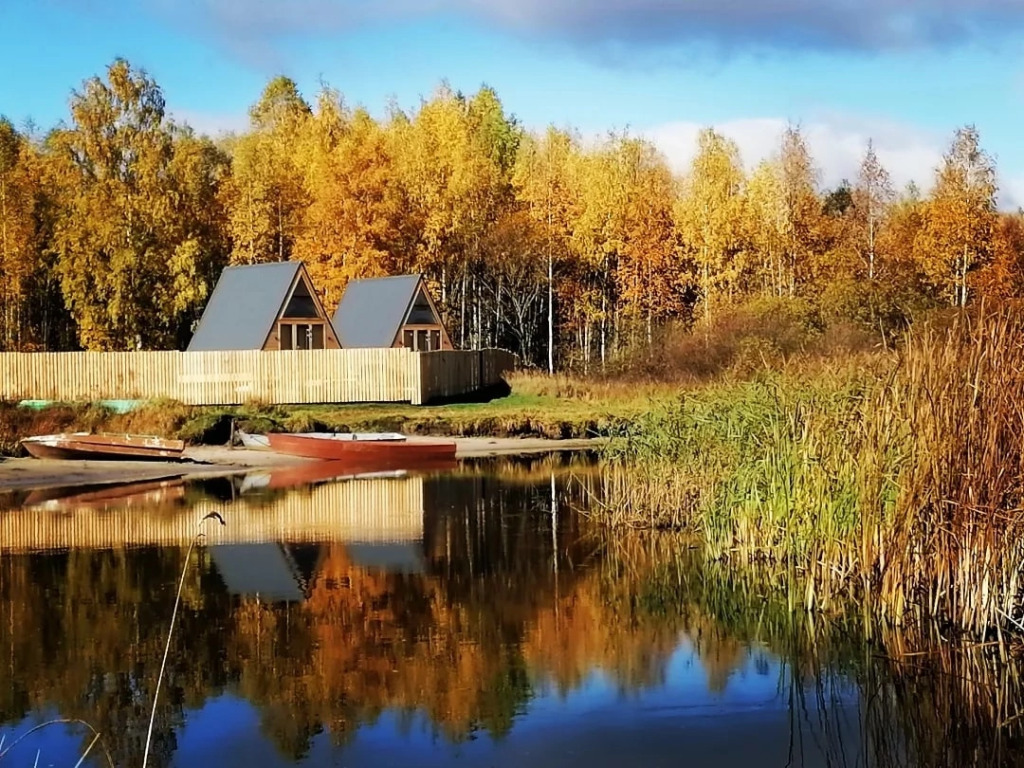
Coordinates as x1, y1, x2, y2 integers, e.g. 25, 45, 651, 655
595, 303, 1024, 636
0, 372, 673, 457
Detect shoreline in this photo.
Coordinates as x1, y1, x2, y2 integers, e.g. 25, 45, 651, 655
0, 436, 605, 494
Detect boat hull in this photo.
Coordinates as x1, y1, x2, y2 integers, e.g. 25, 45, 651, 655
20, 433, 185, 461
266, 432, 456, 463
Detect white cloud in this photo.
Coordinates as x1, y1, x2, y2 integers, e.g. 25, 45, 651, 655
646, 115, 1023, 210
645, 115, 943, 190
1005, 175, 1024, 211
169, 108, 248, 137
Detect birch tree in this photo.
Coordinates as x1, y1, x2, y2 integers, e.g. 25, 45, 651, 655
854, 141, 894, 280
916, 126, 996, 306
676, 129, 745, 319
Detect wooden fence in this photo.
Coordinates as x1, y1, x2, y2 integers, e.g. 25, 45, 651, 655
420, 349, 518, 402
0, 475, 425, 553
0, 348, 516, 406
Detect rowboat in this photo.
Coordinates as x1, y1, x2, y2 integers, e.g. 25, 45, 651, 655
20, 433, 186, 461
236, 430, 271, 450
23, 477, 186, 510
265, 432, 456, 463
236, 430, 406, 451
240, 462, 412, 493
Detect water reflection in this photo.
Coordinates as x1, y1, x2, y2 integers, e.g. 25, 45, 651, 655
0, 456, 1022, 766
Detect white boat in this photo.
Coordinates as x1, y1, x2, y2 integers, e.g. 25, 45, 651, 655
237, 429, 406, 450
236, 430, 271, 450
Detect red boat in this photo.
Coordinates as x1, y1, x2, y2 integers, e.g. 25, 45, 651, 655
20, 433, 186, 461
23, 477, 186, 509
265, 432, 456, 463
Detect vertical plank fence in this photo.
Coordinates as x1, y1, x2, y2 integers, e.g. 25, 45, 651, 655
418, 349, 517, 403
0, 474, 425, 552
0, 348, 516, 406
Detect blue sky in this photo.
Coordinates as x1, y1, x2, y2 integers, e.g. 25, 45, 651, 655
2, 0, 1023, 206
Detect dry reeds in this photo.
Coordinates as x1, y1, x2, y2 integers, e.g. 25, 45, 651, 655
597, 302, 1024, 637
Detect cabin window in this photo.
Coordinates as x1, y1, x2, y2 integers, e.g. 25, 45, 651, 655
405, 288, 438, 325
282, 278, 318, 318
416, 330, 428, 352
430, 330, 441, 351
403, 329, 415, 348
279, 322, 325, 350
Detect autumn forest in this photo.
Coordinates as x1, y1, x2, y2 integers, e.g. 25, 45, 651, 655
0, 59, 1021, 367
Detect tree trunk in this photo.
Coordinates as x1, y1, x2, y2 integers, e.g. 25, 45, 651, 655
583, 321, 591, 374
600, 293, 607, 369
277, 196, 284, 261
547, 247, 554, 375
460, 269, 467, 348
0, 175, 8, 349
495, 275, 502, 348
868, 209, 876, 280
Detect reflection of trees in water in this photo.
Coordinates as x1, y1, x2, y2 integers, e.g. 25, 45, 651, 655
603, 533, 1024, 768
3, 472, 1024, 766
0, 547, 232, 768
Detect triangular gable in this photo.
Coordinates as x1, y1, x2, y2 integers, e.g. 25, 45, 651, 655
282, 277, 318, 318
260, 263, 341, 349
392, 277, 453, 349
403, 286, 440, 326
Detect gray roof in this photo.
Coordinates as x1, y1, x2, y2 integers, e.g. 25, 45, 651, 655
210, 543, 307, 602
188, 262, 302, 351
346, 542, 424, 574
331, 274, 424, 348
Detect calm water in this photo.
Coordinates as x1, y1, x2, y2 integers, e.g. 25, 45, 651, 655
0, 456, 1020, 767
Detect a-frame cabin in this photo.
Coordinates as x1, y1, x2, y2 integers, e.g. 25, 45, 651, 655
187, 262, 341, 351
331, 274, 454, 351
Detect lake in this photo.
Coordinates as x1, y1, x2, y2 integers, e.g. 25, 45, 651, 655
0, 455, 1019, 767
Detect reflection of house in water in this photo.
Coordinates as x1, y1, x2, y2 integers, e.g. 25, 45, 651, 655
345, 542, 424, 574
210, 543, 325, 603
211, 540, 425, 603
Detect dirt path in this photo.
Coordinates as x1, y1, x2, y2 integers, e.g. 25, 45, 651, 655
0, 437, 605, 493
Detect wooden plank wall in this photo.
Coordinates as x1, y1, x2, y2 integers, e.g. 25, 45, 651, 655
0, 475, 425, 553
0, 348, 514, 405
418, 349, 517, 403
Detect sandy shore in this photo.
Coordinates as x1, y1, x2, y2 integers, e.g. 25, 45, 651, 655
0, 436, 604, 493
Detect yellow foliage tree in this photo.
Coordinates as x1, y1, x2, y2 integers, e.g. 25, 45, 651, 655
293, 96, 417, 311
0, 118, 42, 350
676, 128, 746, 320
224, 76, 310, 264
915, 125, 997, 306
48, 60, 228, 349
513, 126, 580, 371
743, 159, 789, 297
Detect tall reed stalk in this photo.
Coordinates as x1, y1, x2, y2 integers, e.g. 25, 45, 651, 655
142, 511, 224, 768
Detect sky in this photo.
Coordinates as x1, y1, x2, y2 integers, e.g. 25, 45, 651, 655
1, 0, 1023, 208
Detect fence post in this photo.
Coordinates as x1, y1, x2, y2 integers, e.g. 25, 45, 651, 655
411, 350, 424, 405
